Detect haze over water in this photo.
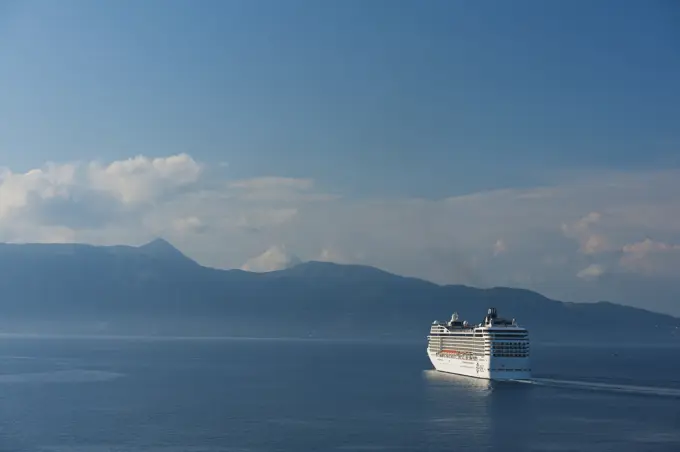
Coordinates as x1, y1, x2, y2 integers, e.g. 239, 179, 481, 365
0, 337, 678, 451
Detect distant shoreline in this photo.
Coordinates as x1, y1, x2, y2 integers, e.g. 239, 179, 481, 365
0, 332, 677, 348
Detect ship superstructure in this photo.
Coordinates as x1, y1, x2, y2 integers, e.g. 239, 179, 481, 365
426, 307, 531, 380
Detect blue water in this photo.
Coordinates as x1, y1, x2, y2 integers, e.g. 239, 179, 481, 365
0, 338, 678, 451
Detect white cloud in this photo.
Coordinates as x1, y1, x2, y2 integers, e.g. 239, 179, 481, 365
241, 245, 302, 272
88, 153, 201, 204
573, 211, 602, 230
493, 239, 506, 256
0, 162, 78, 219
619, 238, 680, 277
316, 247, 357, 264
581, 234, 609, 255
561, 212, 610, 255
172, 216, 206, 235
622, 238, 680, 255
0, 154, 202, 242
577, 264, 605, 280
1, 154, 680, 314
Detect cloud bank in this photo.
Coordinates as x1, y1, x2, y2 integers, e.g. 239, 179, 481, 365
241, 245, 302, 272
1, 154, 679, 314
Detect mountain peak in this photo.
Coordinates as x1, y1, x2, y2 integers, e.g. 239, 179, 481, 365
140, 237, 175, 251
137, 238, 196, 264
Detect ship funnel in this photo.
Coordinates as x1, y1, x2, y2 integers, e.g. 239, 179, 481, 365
485, 307, 498, 325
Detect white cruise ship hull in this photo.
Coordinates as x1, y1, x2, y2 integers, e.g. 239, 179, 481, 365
427, 351, 531, 381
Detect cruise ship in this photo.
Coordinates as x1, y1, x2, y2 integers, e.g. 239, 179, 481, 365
427, 307, 531, 381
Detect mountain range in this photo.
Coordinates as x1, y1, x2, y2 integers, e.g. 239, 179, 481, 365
0, 239, 678, 343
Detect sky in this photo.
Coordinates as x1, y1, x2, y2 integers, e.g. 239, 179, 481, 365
1, 0, 679, 314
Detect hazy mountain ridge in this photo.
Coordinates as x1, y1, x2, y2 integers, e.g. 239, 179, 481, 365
0, 240, 677, 343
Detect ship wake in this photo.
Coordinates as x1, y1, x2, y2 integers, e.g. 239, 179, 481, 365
514, 378, 680, 398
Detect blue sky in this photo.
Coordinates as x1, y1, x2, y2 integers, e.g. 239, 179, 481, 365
2, 0, 678, 196
1, 0, 680, 313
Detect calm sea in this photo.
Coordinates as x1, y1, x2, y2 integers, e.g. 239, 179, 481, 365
0, 337, 678, 451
